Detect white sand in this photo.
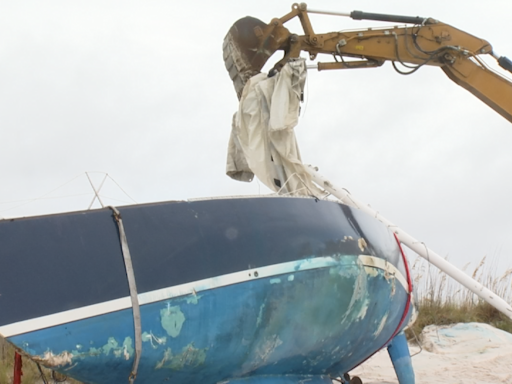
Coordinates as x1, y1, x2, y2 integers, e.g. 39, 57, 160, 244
346, 323, 512, 384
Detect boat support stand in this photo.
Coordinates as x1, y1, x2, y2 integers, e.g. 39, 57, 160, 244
388, 332, 415, 384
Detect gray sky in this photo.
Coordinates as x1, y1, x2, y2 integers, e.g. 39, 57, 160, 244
1, 0, 511, 272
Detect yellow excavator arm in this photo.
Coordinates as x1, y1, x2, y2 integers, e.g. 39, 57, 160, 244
224, 3, 512, 122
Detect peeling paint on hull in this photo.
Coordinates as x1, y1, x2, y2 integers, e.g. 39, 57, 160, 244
0, 196, 413, 383
7, 256, 410, 384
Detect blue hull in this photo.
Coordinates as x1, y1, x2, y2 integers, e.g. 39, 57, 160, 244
0, 197, 413, 383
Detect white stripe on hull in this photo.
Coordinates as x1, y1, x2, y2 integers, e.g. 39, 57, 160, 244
0, 255, 408, 338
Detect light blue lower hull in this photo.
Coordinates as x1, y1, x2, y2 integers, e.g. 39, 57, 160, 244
8, 255, 410, 384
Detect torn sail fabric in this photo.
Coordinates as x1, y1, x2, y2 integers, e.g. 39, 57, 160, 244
226, 59, 324, 196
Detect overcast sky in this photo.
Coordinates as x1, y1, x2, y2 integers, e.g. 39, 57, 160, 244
1, 0, 511, 274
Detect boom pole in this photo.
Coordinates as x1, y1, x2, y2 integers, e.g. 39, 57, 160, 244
305, 165, 512, 321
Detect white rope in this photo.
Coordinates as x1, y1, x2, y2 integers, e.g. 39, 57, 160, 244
275, 171, 329, 199
86, 172, 107, 209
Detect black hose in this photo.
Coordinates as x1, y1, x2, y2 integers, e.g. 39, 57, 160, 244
498, 56, 512, 73
350, 11, 429, 25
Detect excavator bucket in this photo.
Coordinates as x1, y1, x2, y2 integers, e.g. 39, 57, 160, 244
223, 16, 289, 99
223, 17, 269, 99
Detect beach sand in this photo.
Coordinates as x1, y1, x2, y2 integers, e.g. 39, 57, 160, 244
346, 323, 512, 384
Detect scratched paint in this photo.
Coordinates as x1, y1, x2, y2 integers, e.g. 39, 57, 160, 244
122, 337, 134, 360
270, 278, 281, 284
374, 313, 389, 336
356, 297, 371, 321
155, 343, 207, 370
160, 304, 185, 337
9, 254, 411, 383
335, 259, 370, 326
331, 256, 360, 279
357, 238, 367, 252
65, 336, 136, 363
256, 335, 283, 363
101, 337, 119, 356
364, 266, 379, 277
185, 294, 202, 305
142, 331, 167, 348
33, 350, 73, 367
256, 302, 266, 327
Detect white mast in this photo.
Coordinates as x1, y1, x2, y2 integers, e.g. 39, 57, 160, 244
305, 165, 512, 321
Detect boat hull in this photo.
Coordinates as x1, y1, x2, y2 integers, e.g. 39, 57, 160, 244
0, 196, 412, 383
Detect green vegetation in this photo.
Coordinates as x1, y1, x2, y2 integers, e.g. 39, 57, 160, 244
406, 255, 512, 339
0, 337, 81, 383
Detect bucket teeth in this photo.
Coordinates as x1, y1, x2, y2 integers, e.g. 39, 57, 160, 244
223, 16, 270, 100
223, 35, 257, 99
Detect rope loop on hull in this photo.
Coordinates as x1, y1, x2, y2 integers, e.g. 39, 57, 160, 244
110, 206, 142, 384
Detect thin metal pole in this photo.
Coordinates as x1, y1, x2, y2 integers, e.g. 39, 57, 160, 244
305, 7, 351, 17
305, 165, 512, 320
86, 172, 107, 209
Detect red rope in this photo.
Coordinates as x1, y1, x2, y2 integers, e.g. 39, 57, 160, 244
351, 234, 413, 369
387, 232, 413, 339
13, 352, 23, 384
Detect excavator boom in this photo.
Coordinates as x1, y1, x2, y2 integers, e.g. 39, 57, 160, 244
224, 3, 512, 122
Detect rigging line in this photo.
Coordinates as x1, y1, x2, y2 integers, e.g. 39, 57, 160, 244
95, 195, 135, 204
276, 172, 327, 199
0, 193, 91, 204
0, 173, 84, 213
107, 175, 138, 204
86, 172, 108, 209
36, 363, 49, 384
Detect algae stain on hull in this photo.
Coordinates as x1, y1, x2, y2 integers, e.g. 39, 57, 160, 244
155, 344, 207, 370
101, 336, 133, 360
161, 304, 186, 338
122, 337, 134, 360
66, 336, 136, 364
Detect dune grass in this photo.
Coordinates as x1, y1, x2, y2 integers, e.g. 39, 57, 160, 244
406, 255, 512, 338
0, 338, 82, 383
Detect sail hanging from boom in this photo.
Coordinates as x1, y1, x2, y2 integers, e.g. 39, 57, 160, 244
226, 59, 324, 196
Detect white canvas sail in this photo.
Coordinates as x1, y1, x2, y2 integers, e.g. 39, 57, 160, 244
226, 59, 323, 196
